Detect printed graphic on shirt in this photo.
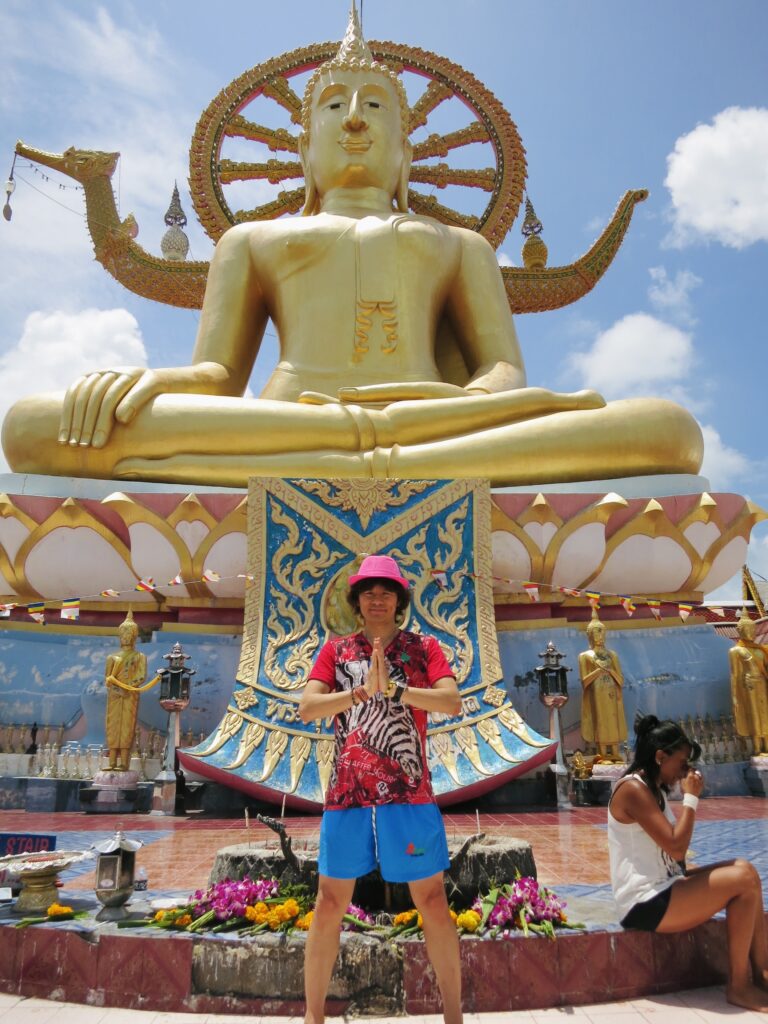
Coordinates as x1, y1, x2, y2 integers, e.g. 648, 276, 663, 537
310, 631, 453, 810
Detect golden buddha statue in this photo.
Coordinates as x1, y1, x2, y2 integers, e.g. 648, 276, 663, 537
729, 609, 768, 756
104, 610, 147, 772
1, 9, 703, 488
578, 608, 628, 762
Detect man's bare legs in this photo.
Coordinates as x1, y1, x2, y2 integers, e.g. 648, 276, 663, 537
303, 874, 355, 1024
409, 872, 463, 1024
658, 859, 768, 1012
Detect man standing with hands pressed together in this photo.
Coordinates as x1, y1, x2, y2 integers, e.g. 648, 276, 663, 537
299, 554, 463, 1024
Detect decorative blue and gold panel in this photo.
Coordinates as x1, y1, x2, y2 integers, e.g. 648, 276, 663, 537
180, 479, 554, 807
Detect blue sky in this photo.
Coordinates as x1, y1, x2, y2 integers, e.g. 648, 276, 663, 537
1, 0, 767, 599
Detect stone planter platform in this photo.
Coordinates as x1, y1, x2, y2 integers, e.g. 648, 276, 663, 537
0, 905, 741, 1015
210, 834, 537, 913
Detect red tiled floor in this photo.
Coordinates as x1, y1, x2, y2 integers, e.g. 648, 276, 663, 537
2, 797, 765, 896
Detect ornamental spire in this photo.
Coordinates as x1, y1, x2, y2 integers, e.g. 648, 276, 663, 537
164, 182, 187, 228
161, 182, 190, 262
521, 195, 548, 270
337, 1, 374, 64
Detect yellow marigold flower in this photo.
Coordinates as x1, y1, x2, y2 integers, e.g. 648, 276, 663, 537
266, 910, 282, 930
456, 910, 481, 932
154, 910, 168, 922
47, 903, 73, 917
393, 909, 418, 927
449, 909, 458, 922
295, 910, 314, 930
246, 901, 270, 923
416, 913, 423, 928
176, 914, 192, 927
283, 898, 300, 917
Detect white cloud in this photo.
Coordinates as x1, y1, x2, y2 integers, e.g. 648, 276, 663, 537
698, 423, 752, 489
496, 251, 515, 267
3, 5, 171, 101
647, 266, 701, 326
0, 309, 147, 471
664, 106, 768, 249
567, 312, 694, 401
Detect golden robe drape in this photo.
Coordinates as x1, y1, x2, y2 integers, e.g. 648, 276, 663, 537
105, 649, 147, 753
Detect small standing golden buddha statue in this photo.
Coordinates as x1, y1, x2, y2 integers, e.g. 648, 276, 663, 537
578, 607, 628, 762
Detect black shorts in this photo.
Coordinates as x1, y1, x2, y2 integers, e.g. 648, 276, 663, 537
620, 884, 675, 931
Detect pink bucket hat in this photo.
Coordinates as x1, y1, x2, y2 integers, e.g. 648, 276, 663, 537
348, 554, 410, 589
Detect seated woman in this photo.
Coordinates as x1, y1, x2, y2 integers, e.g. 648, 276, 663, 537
609, 714, 768, 1013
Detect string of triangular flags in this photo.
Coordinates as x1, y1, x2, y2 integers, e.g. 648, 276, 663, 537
427, 569, 729, 623
0, 564, 733, 626
0, 569, 237, 624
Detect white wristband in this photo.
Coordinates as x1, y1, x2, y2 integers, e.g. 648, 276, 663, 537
682, 793, 699, 811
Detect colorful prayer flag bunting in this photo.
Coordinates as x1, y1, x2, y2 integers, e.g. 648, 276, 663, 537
201, 570, 221, 583
60, 598, 80, 621
619, 596, 636, 616
100, 589, 120, 598
523, 582, 540, 602
167, 574, 184, 587
709, 606, 725, 617
678, 603, 693, 622
646, 599, 662, 621
134, 578, 155, 592
0, 607, 11, 618
27, 601, 45, 623
559, 587, 582, 598
584, 590, 601, 608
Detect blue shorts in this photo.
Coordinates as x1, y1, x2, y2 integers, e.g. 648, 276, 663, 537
318, 803, 450, 883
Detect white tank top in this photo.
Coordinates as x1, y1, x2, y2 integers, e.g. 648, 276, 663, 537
607, 773, 684, 919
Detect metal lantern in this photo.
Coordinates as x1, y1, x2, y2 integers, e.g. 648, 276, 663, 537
158, 642, 195, 712
153, 641, 196, 815
93, 831, 143, 920
536, 641, 571, 707
535, 641, 572, 810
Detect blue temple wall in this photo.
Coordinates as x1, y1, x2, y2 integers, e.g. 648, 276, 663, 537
0, 623, 733, 759
0, 629, 238, 744
498, 623, 733, 749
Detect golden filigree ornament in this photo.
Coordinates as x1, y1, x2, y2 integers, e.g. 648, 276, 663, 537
429, 731, 461, 785
477, 717, 522, 765
483, 683, 507, 707
224, 722, 265, 770
297, 479, 430, 530
233, 687, 259, 711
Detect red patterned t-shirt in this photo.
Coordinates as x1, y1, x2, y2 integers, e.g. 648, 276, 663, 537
309, 630, 454, 810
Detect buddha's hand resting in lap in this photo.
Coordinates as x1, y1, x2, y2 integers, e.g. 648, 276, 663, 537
58, 362, 233, 448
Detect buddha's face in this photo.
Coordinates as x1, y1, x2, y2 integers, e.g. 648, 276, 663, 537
589, 625, 606, 650
738, 618, 756, 642
303, 67, 406, 198
118, 624, 138, 647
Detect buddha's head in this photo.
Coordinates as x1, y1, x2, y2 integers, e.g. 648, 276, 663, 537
117, 608, 138, 647
586, 606, 606, 650
299, 4, 412, 214
737, 607, 756, 642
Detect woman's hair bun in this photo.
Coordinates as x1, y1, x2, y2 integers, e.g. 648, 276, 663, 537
634, 713, 659, 738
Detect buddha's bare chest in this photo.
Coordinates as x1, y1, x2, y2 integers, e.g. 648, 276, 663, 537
254, 218, 457, 305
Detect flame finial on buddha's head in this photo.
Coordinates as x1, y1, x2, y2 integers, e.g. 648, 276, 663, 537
337, 1, 374, 64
